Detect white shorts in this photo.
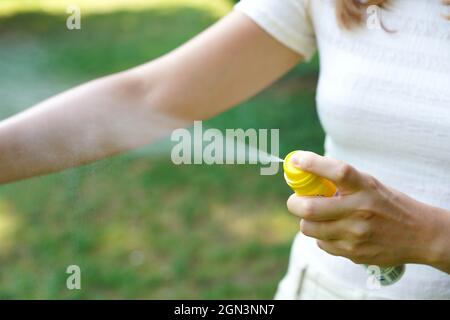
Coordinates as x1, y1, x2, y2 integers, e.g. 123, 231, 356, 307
274, 234, 389, 300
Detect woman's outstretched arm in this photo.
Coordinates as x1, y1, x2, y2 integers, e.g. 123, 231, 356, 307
0, 11, 303, 184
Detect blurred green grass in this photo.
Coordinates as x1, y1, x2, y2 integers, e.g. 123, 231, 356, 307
0, 0, 323, 299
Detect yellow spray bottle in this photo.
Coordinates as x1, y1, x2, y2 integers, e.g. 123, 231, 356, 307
283, 151, 337, 197
283, 150, 404, 286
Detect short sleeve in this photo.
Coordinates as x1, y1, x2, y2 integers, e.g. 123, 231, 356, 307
234, 0, 317, 61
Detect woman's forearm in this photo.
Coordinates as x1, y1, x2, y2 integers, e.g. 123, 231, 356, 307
427, 206, 450, 274
0, 69, 186, 184
402, 193, 450, 274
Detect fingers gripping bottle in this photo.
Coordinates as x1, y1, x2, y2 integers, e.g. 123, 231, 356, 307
283, 151, 405, 286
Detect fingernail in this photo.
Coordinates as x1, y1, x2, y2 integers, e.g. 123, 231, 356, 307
291, 152, 302, 167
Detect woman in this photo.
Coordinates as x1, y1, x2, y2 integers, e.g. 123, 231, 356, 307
0, 0, 449, 299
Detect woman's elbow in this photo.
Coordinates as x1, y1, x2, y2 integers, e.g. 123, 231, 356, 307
115, 63, 212, 124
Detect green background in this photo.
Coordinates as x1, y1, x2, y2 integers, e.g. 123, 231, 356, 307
0, 0, 323, 299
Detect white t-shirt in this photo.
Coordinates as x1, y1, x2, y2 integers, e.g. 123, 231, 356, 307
235, 0, 450, 299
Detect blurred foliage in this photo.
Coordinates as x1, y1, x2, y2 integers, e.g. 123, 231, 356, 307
0, 0, 232, 18
0, 0, 323, 299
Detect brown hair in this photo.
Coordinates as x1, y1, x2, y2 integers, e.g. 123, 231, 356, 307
336, 0, 450, 29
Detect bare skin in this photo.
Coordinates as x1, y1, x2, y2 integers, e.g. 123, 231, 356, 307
0, 11, 449, 274
287, 151, 450, 274
0, 11, 301, 184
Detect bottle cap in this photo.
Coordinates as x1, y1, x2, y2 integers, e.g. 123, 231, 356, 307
283, 151, 315, 187
283, 150, 337, 197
